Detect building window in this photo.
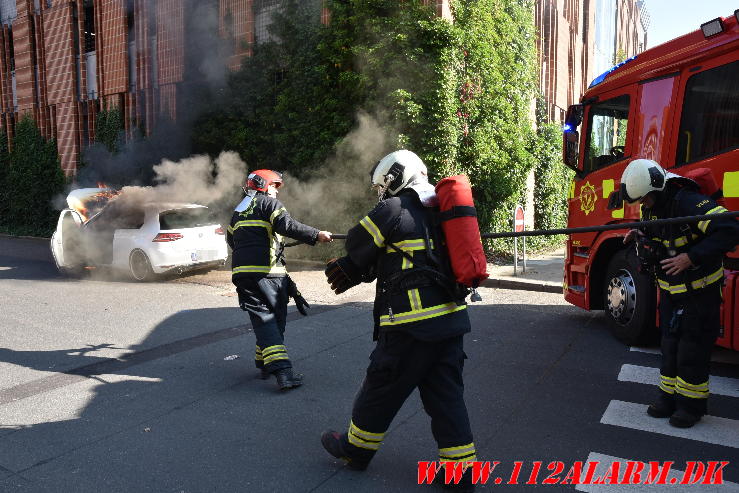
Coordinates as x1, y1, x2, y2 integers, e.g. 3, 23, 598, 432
254, 0, 281, 45
593, 0, 616, 77
0, 0, 17, 25
676, 61, 739, 166
83, 0, 95, 53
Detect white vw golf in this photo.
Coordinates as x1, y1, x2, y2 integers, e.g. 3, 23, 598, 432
51, 188, 228, 281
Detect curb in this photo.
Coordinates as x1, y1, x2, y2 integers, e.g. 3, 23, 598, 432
0, 233, 50, 242
482, 277, 563, 294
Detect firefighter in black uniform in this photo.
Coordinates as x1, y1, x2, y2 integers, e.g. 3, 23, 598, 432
321, 150, 476, 491
227, 170, 333, 390
621, 159, 739, 428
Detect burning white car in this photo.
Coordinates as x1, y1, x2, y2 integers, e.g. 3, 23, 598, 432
51, 188, 228, 281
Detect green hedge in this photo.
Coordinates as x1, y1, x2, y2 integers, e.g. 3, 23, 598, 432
0, 115, 66, 237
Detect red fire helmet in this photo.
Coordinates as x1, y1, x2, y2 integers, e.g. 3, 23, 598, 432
246, 169, 283, 192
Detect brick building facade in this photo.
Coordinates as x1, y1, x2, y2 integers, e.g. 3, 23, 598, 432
0, 0, 646, 175
536, 0, 648, 122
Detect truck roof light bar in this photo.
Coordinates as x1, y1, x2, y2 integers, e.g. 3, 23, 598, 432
735, 9, 739, 24
700, 18, 724, 38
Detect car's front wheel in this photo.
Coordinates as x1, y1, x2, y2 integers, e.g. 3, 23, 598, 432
603, 248, 657, 345
128, 249, 155, 282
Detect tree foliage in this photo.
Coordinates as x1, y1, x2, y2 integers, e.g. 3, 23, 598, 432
95, 107, 123, 154
0, 115, 66, 236
193, 0, 567, 253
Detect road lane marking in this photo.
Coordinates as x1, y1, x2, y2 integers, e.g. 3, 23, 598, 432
575, 452, 739, 492
630, 346, 739, 365
600, 400, 739, 449
618, 364, 739, 398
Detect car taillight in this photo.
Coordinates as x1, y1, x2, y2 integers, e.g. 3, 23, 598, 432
215, 226, 225, 235
153, 233, 183, 242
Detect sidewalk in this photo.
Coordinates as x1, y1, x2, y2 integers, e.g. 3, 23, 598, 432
483, 247, 565, 294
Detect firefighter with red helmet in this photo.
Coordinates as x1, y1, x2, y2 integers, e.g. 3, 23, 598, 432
621, 159, 739, 427
227, 169, 332, 390
320, 151, 476, 491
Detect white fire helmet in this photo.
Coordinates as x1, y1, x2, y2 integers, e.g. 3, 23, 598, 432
620, 159, 680, 203
370, 150, 430, 200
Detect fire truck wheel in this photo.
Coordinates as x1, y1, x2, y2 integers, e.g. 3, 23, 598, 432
603, 249, 657, 345
128, 249, 154, 282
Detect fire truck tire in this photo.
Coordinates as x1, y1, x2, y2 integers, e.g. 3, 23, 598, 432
603, 249, 657, 345
128, 249, 154, 282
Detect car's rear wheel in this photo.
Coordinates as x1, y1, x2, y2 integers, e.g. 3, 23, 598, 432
603, 248, 657, 345
129, 249, 154, 282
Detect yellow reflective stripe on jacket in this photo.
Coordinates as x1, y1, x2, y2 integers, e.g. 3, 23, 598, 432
348, 420, 384, 450
385, 239, 434, 253
269, 207, 286, 224
379, 302, 467, 326
698, 206, 728, 233
360, 216, 385, 247
657, 266, 724, 294
255, 345, 263, 362
232, 265, 288, 275
233, 219, 272, 233
439, 443, 477, 462
408, 288, 422, 311
652, 235, 699, 248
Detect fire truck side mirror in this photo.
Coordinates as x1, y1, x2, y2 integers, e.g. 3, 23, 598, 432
565, 104, 584, 128
563, 129, 582, 174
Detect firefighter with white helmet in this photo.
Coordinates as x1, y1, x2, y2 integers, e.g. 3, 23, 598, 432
621, 159, 739, 427
321, 150, 477, 491
227, 169, 332, 391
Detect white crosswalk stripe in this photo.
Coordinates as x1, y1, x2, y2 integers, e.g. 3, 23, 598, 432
618, 364, 739, 398
600, 400, 739, 449
575, 452, 739, 492
630, 346, 739, 365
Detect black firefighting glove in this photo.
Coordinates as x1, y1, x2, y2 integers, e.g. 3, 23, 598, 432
325, 257, 362, 295
287, 275, 310, 316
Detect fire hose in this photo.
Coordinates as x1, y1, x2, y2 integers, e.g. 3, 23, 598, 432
318, 210, 739, 241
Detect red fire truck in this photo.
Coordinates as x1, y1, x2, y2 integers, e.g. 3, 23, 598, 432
562, 11, 739, 349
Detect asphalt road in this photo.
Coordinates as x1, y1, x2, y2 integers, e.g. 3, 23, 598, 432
1, 236, 738, 492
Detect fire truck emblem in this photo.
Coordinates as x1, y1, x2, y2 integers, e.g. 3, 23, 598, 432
579, 181, 597, 215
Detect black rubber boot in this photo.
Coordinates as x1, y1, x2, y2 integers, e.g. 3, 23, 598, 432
275, 368, 303, 390
321, 431, 369, 471
669, 408, 701, 428
258, 368, 271, 380
647, 393, 675, 418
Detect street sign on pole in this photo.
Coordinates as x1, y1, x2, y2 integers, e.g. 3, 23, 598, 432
513, 205, 525, 276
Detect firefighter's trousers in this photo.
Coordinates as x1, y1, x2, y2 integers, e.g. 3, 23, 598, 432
658, 284, 721, 416
236, 276, 292, 373
341, 332, 475, 465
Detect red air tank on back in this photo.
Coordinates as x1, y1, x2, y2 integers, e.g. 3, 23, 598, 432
435, 175, 489, 288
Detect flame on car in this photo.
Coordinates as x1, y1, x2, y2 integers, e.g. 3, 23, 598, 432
66, 186, 120, 222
